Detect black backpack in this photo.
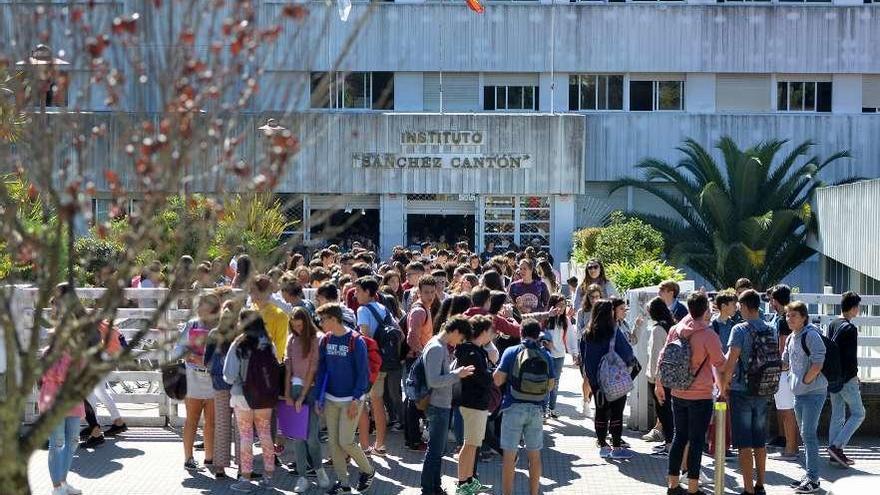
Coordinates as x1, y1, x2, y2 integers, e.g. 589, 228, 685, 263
509, 344, 552, 402
744, 323, 782, 397
365, 303, 404, 372
801, 328, 843, 393
242, 340, 283, 409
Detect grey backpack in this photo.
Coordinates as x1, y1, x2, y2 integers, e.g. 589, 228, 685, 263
658, 331, 707, 390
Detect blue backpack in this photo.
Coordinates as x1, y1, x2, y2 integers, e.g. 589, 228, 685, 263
210, 348, 232, 391
404, 353, 431, 411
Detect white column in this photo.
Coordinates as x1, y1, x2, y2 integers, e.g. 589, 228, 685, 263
393, 72, 424, 111
551, 195, 575, 266
685, 73, 716, 114
832, 74, 861, 114
380, 194, 406, 260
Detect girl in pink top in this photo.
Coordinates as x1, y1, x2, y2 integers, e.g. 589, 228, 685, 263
40, 350, 85, 495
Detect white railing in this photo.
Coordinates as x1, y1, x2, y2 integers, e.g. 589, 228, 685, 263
624, 286, 880, 431
10, 286, 316, 426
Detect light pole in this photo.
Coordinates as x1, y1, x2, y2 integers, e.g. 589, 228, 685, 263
15, 44, 69, 115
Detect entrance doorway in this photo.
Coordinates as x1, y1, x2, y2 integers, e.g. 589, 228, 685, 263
407, 214, 475, 251
310, 208, 380, 252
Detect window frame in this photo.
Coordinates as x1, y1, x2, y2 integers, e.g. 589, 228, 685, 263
309, 71, 393, 110
483, 84, 539, 112
628, 79, 684, 112
776, 80, 832, 113
568, 74, 624, 112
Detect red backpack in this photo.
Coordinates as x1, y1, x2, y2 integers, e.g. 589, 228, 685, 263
321, 331, 381, 385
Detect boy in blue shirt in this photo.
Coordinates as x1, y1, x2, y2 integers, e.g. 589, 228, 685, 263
494, 320, 555, 495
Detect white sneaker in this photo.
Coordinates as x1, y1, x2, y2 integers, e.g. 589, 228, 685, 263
641, 428, 665, 442
293, 476, 310, 493
579, 400, 590, 417
316, 468, 331, 488
62, 483, 82, 495
679, 470, 712, 487
52, 486, 67, 495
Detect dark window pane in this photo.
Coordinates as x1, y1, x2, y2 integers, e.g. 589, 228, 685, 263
658, 81, 682, 110
863, 107, 878, 113
777, 82, 787, 111
817, 82, 832, 112
608, 75, 623, 110
496, 86, 507, 110
789, 82, 804, 111
534, 86, 539, 110
371, 71, 394, 110
630, 81, 653, 111
310, 72, 332, 108
484, 86, 496, 110
804, 82, 816, 111
581, 76, 597, 110
568, 76, 579, 111
508, 86, 523, 109
597, 76, 608, 110
343, 72, 369, 108
523, 86, 535, 110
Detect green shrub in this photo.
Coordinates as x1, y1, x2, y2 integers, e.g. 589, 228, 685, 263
607, 260, 684, 294
593, 211, 664, 266
208, 194, 292, 269
572, 227, 602, 265
73, 235, 124, 286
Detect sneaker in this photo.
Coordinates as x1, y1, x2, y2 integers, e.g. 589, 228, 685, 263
52, 486, 67, 495
62, 482, 83, 495
828, 446, 853, 467
356, 471, 375, 491
372, 445, 387, 456
610, 448, 634, 460
789, 476, 809, 489
79, 426, 93, 441
579, 400, 590, 417
455, 484, 474, 495
316, 468, 331, 488
467, 477, 492, 493
230, 479, 256, 492
774, 451, 799, 461
103, 423, 128, 437
293, 476, 311, 493
794, 479, 820, 493
598, 446, 612, 458
547, 409, 559, 419
183, 458, 200, 471
194, 441, 205, 450
725, 449, 737, 460
79, 435, 105, 449
642, 428, 665, 442
406, 442, 427, 452
754, 485, 766, 495
326, 481, 353, 494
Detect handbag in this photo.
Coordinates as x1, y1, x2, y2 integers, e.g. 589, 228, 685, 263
630, 356, 643, 381
162, 362, 187, 401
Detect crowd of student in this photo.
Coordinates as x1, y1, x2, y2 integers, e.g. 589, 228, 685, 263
36, 242, 868, 495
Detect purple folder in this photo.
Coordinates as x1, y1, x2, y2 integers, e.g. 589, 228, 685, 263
277, 401, 310, 440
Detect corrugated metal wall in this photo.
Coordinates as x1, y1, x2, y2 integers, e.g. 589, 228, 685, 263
816, 179, 880, 282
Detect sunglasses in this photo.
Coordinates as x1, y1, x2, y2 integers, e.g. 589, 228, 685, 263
587, 265, 600, 270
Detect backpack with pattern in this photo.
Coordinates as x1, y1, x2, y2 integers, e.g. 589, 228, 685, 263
744, 322, 782, 397
658, 331, 707, 390
509, 344, 552, 402
598, 335, 634, 401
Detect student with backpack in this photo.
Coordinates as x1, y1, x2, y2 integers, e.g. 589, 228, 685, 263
719, 289, 781, 495
782, 301, 829, 494
579, 300, 636, 460
767, 285, 799, 457
314, 303, 376, 495
656, 292, 726, 495
355, 276, 400, 456
827, 291, 865, 467
494, 319, 556, 495
404, 275, 439, 451
644, 297, 675, 453
420, 316, 475, 495
223, 310, 280, 492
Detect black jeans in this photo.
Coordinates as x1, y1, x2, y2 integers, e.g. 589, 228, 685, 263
650, 382, 673, 442
668, 397, 714, 480
403, 358, 425, 446
593, 393, 627, 448
84, 400, 99, 429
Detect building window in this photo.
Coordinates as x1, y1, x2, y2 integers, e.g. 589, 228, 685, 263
310, 71, 393, 110
568, 74, 623, 111
776, 81, 831, 112
482, 196, 550, 251
863, 75, 880, 114
483, 85, 539, 111
629, 80, 683, 111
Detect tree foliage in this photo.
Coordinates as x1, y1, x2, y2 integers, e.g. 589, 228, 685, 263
209, 193, 293, 269
592, 211, 665, 266
612, 137, 854, 290
607, 259, 685, 294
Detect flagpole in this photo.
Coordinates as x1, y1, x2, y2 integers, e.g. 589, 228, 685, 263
439, 8, 444, 115
550, 4, 555, 116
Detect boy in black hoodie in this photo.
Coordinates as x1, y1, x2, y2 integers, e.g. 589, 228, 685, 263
455, 315, 496, 495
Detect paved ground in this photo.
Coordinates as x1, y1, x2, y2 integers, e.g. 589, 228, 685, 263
28, 359, 880, 494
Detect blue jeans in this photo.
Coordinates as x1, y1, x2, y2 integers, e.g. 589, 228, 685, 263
500, 402, 545, 451
668, 397, 713, 480
729, 391, 769, 449
48, 416, 80, 485
794, 393, 826, 482
289, 386, 322, 477
421, 405, 451, 494
452, 407, 464, 447
829, 377, 865, 450
548, 357, 565, 411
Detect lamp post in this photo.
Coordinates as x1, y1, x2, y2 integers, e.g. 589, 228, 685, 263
257, 117, 286, 137
16, 44, 69, 114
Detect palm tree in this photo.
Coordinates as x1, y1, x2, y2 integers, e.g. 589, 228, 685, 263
611, 137, 855, 290
0, 68, 28, 143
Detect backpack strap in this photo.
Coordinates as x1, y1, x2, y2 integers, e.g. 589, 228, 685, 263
364, 303, 385, 338
800, 330, 810, 357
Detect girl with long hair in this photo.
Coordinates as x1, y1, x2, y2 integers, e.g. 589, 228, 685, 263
543, 294, 569, 418
382, 271, 404, 304
570, 283, 604, 415
574, 259, 617, 310
579, 300, 636, 460
433, 294, 473, 335
644, 296, 676, 452
537, 259, 559, 295
284, 308, 330, 492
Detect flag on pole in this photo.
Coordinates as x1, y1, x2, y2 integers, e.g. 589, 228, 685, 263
337, 0, 352, 22
466, 0, 485, 14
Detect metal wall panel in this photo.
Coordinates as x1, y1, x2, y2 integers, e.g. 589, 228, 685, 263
815, 179, 880, 282
257, 4, 880, 74
583, 113, 880, 182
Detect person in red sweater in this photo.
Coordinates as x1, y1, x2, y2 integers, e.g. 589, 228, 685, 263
463, 288, 521, 339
